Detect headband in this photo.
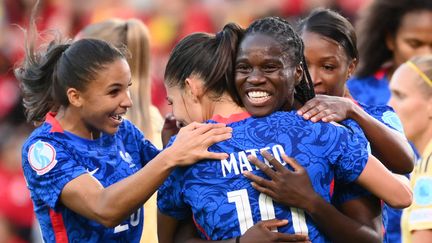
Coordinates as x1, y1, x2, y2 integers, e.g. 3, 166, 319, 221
406, 61, 432, 87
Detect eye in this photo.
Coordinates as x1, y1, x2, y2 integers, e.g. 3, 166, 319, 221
322, 64, 336, 71
406, 40, 423, 49
166, 97, 173, 106
262, 64, 279, 73
236, 63, 251, 73
108, 88, 120, 96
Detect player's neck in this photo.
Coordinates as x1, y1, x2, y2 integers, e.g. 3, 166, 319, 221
210, 94, 246, 118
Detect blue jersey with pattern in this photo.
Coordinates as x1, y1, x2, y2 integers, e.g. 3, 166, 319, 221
347, 72, 391, 106
333, 103, 406, 204
22, 113, 160, 243
158, 111, 369, 242
332, 104, 406, 243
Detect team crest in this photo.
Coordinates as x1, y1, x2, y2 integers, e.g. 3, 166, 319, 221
28, 140, 57, 175
414, 177, 432, 206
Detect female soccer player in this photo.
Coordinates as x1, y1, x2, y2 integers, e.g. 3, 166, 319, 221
243, 8, 415, 243
77, 18, 164, 243
389, 56, 432, 243
347, 0, 432, 106
14, 8, 232, 242
157, 17, 412, 243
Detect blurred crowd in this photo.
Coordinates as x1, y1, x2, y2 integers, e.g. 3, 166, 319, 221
0, 0, 371, 242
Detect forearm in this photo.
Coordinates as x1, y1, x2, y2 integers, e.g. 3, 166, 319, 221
304, 194, 381, 243
349, 104, 415, 173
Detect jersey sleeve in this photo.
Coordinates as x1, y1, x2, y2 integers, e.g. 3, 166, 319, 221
406, 174, 432, 232
22, 137, 87, 210
362, 104, 405, 134
334, 126, 369, 184
157, 167, 191, 220
331, 182, 371, 205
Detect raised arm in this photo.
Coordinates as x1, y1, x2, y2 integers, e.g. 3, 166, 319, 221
60, 122, 232, 227
297, 95, 415, 173
242, 151, 382, 243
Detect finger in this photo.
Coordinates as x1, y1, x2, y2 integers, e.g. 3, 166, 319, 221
249, 182, 279, 199
309, 109, 330, 122
261, 150, 286, 172
297, 99, 318, 116
187, 122, 227, 132
258, 219, 289, 228
201, 132, 232, 147
302, 104, 326, 120
243, 171, 273, 189
200, 151, 229, 160
247, 155, 277, 179
281, 154, 303, 172
274, 232, 309, 241
321, 114, 340, 123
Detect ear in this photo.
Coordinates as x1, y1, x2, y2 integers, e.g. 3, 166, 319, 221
294, 64, 304, 85
347, 58, 358, 80
67, 88, 83, 107
385, 32, 395, 52
185, 77, 204, 103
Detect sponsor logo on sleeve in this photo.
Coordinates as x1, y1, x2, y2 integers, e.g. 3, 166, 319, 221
414, 177, 432, 206
28, 140, 57, 175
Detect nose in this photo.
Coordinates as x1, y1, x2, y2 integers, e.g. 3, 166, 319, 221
121, 91, 133, 108
308, 66, 321, 86
247, 68, 266, 85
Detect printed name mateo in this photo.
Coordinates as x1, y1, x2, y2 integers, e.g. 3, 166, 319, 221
221, 144, 287, 177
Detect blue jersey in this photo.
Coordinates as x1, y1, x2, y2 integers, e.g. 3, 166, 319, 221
332, 104, 405, 243
347, 70, 391, 106
22, 112, 160, 242
158, 111, 369, 242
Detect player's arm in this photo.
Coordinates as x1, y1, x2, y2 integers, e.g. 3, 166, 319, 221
355, 154, 412, 209
157, 210, 180, 243
298, 95, 415, 173
412, 230, 432, 243
61, 122, 232, 227
244, 151, 382, 243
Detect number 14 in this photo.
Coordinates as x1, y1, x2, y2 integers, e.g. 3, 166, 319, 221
227, 189, 308, 235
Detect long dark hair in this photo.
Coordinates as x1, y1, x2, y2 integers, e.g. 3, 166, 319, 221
355, 0, 432, 77
14, 3, 126, 124
164, 23, 244, 105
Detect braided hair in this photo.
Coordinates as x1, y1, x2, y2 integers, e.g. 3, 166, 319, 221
244, 16, 315, 105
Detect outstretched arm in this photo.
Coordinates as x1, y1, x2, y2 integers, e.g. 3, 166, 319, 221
298, 95, 415, 173
243, 151, 382, 243
61, 122, 232, 227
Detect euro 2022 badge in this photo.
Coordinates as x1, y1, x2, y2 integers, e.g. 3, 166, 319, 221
28, 140, 57, 175
413, 176, 432, 206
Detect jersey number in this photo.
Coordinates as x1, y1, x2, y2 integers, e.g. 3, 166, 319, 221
114, 208, 141, 233
227, 189, 308, 235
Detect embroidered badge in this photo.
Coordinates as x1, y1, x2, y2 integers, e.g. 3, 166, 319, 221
28, 140, 57, 175
414, 177, 432, 206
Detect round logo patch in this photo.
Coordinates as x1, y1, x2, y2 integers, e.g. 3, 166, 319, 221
28, 140, 57, 175
413, 177, 432, 206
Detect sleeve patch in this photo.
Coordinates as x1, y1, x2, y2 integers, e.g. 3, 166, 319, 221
28, 140, 58, 175
409, 208, 432, 224
381, 111, 404, 133
414, 177, 432, 206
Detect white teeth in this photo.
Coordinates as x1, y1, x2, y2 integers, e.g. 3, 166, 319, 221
248, 91, 270, 98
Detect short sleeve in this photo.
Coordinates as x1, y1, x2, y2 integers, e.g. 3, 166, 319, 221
157, 167, 191, 220
406, 175, 432, 231
362, 104, 405, 134
331, 182, 371, 205
334, 127, 369, 184
22, 138, 87, 209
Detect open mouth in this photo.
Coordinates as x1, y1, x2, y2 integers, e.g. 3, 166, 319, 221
110, 113, 125, 123
247, 91, 271, 104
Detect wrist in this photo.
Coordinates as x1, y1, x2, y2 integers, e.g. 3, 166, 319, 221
157, 147, 180, 169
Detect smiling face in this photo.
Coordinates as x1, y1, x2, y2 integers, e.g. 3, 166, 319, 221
235, 33, 300, 117
302, 31, 356, 97
71, 58, 133, 136
387, 10, 432, 69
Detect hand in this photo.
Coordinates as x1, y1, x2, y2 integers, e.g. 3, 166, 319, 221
167, 122, 232, 166
297, 95, 355, 122
239, 219, 310, 243
161, 113, 180, 147
243, 151, 318, 211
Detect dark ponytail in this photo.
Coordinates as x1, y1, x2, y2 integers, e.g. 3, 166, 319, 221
164, 23, 244, 105
14, 2, 127, 124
